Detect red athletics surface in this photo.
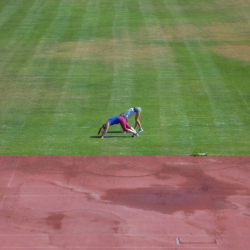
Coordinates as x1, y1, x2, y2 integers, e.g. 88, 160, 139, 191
0, 156, 250, 249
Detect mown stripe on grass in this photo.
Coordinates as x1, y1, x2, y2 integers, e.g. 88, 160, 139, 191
17, 0, 62, 77
236, 90, 250, 112
108, 0, 134, 115
0, 0, 23, 30
102, 0, 135, 153
96, 0, 115, 39
1, 0, 74, 154
19, 0, 72, 77
0, 0, 36, 45
0, 0, 47, 75
0, 0, 48, 149
165, 0, 246, 154
166, 1, 222, 144
165, 1, 243, 126
40, 0, 100, 155
167, 0, 244, 127
138, 0, 192, 151
17, 0, 88, 155
164, 0, 218, 153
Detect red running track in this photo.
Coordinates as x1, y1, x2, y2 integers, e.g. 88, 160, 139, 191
0, 156, 250, 249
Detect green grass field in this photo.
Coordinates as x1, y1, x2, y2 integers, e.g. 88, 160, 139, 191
0, 0, 250, 155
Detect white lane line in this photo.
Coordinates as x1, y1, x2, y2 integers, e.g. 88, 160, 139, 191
0, 196, 6, 210
8, 158, 21, 187
7, 171, 16, 188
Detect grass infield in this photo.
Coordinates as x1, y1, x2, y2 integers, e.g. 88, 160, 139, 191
0, 0, 250, 156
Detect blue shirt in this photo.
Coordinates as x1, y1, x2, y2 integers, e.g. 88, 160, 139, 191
108, 116, 120, 125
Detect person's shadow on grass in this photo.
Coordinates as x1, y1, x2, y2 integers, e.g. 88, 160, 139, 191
90, 131, 130, 138
107, 131, 123, 133
90, 135, 130, 138
91, 130, 131, 138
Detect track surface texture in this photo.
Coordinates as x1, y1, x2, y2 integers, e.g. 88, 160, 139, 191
0, 156, 250, 249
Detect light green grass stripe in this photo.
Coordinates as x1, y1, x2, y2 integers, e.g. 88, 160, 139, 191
138, 0, 192, 148
108, 0, 134, 115
0, 0, 47, 74
0, 0, 23, 29
1, 0, 73, 152
42, 0, 101, 155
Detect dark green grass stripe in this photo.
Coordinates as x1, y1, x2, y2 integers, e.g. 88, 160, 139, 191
0, 0, 23, 29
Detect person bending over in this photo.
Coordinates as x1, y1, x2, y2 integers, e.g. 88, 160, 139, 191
124, 107, 143, 133
98, 115, 139, 139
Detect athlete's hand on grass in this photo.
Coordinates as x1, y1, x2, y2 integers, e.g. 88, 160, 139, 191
123, 131, 126, 134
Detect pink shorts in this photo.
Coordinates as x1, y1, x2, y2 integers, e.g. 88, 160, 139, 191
119, 116, 131, 131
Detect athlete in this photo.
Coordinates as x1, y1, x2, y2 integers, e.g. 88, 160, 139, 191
124, 107, 143, 133
98, 115, 139, 139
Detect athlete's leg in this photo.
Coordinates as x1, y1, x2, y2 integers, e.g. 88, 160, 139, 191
127, 127, 137, 134
101, 121, 110, 139
120, 120, 137, 135
134, 111, 142, 129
